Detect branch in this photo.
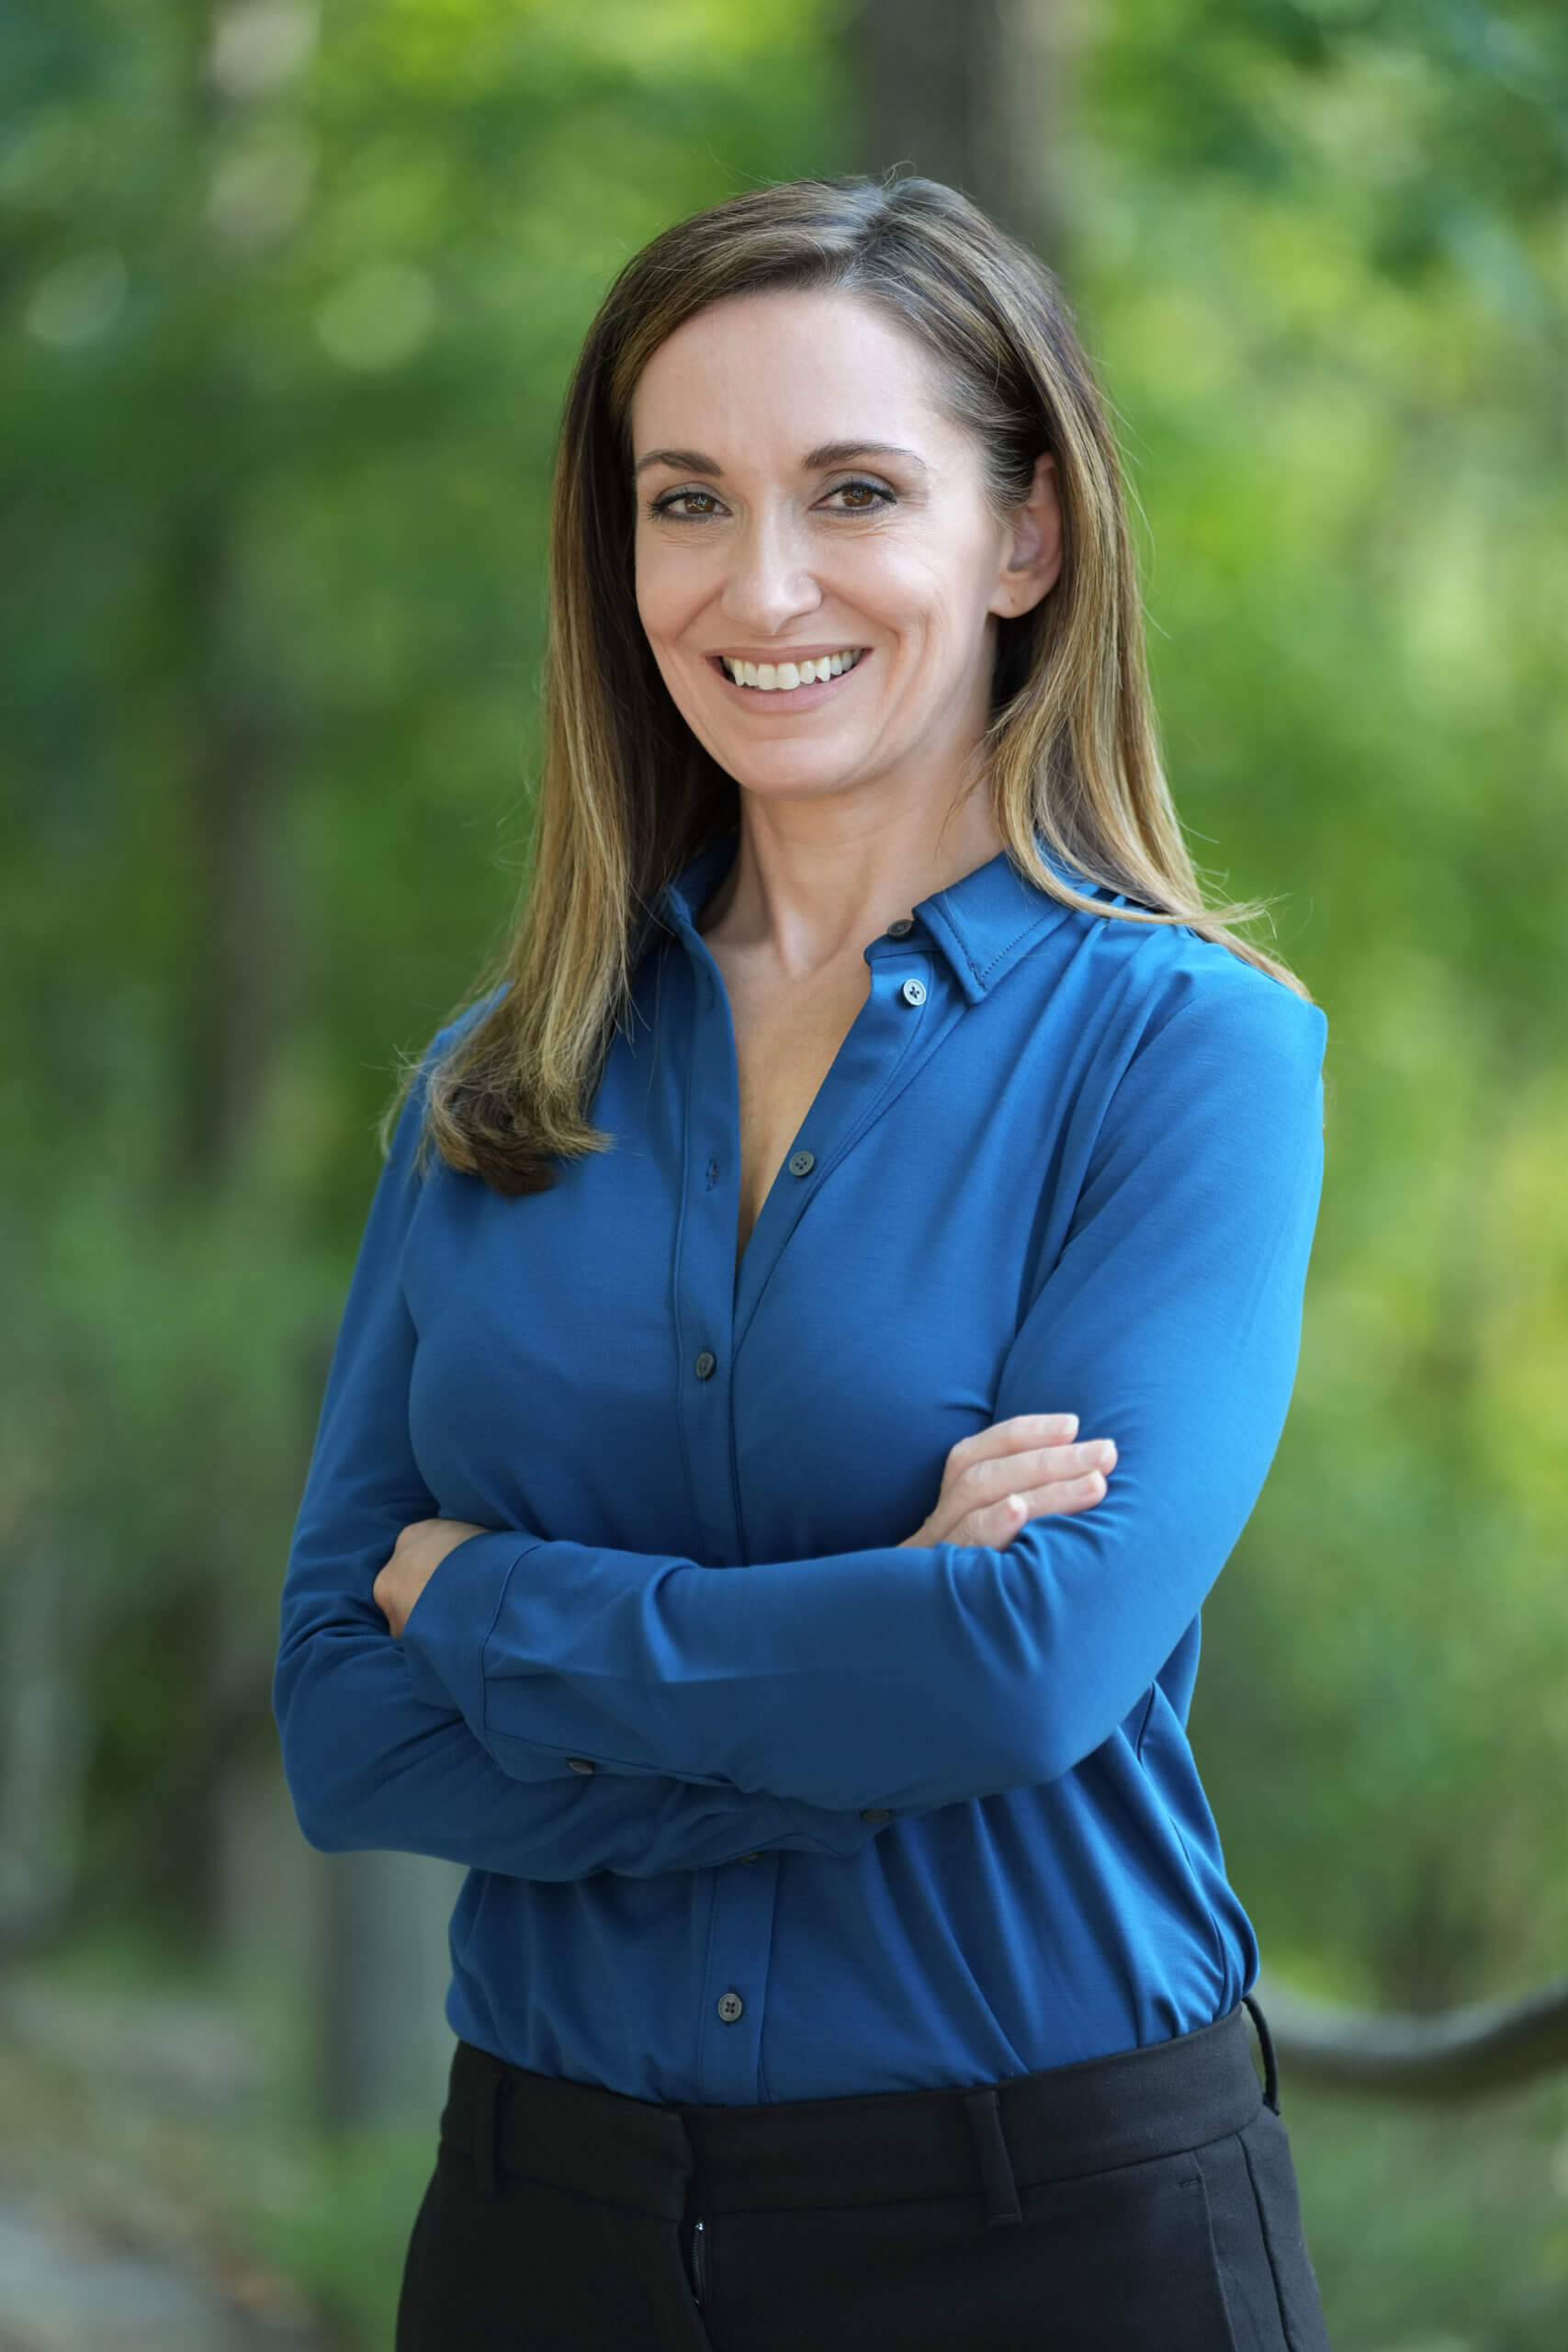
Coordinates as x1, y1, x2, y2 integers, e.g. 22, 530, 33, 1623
1258, 1968, 1568, 2100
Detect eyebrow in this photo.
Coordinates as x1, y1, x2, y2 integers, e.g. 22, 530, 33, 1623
632, 440, 930, 480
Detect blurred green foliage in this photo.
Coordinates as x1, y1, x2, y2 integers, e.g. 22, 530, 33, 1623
1077, 0, 1568, 2016
2, 0, 1565, 2344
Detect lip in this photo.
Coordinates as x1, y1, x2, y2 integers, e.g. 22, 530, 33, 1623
706, 650, 869, 707
711, 647, 869, 664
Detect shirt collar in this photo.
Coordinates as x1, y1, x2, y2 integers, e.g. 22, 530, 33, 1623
656, 826, 1111, 1006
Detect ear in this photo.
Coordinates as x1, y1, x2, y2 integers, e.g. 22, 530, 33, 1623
987, 451, 1063, 619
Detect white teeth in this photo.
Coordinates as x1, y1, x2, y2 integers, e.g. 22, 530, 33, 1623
721, 650, 863, 691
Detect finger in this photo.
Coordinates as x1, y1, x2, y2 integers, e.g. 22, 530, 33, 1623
1016, 1470, 1107, 1520
1002, 1438, 1117, 1487
955, 1471, 1110, 1545
974, 1490, 1032, 1549
947, 1412, 1079, 1473
946, 1438, 1116, 1524
945, 1487, 1052, 1549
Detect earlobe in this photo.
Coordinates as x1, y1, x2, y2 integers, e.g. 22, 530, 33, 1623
988, 450, 1064, 618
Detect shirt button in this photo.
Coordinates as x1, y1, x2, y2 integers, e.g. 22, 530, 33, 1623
787, 1149, 815, 1178
861, 1808, 892, 1823
886, 916, 914, 937
716, 1990, 745, 2023
899, 978, 927, 1007
694, 1350, 716, 1380
738, 1851, 761, 1864
567, 1758, 596, 1776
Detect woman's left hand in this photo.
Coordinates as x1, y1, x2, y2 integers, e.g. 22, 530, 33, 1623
373, 1516, 489, 1636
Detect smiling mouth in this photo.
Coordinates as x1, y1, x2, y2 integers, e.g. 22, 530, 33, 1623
716, 649, 867, 693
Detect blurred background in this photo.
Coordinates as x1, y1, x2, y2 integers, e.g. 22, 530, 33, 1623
2, 0, 1565, 2344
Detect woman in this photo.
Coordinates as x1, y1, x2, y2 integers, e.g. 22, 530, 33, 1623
276, 175, 1334, 2350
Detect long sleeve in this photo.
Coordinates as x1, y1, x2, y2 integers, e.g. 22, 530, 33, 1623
400, 971, 1327, 1815
272, 1038, 883, 1877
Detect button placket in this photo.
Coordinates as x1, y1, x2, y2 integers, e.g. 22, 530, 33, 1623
662, 884, 948, 2102
659, 932, 781, 2099
695, 1852, 775, 2098
730, 947, 937, 1345
671, 946, 745, 1570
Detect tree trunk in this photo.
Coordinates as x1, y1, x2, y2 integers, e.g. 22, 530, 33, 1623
848, 0, 1074, 276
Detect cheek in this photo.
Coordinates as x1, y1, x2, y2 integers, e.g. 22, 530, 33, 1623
634, 537, 716, 650
838, 526, 995, 639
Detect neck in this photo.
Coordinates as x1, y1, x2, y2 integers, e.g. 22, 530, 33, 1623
698, 766, 1004, 981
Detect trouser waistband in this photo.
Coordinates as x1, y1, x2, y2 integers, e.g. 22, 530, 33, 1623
439, 1996, 1280, 2229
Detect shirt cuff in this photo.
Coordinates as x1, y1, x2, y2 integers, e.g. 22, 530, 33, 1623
400, 1527, 536, 1738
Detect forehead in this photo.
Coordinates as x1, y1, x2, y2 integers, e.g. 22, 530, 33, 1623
629, 288, 957, 454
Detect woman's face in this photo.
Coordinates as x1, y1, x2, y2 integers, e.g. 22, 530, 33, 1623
630, 288, 1060, 811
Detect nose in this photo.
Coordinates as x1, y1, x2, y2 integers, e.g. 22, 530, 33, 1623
718, 507, 821, 636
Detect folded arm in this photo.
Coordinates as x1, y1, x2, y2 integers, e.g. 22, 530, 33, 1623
400, 973, 1328, 1815
272, 1039, 884, 1878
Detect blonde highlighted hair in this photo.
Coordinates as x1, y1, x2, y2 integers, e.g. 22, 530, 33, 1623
391, 174, 1314, 1194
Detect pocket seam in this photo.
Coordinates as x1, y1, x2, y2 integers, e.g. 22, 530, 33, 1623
1187, 2154, 1246, 2352
1238, 2122, 1300, 2352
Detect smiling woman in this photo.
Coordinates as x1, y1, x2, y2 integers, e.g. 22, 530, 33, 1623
275, 175, 1335, 2351
402, 173, 1313, 1202
630, 290, 1062, 818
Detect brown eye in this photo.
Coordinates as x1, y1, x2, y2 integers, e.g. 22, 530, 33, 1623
651, 490, 722, 520
824, 479, 895, 513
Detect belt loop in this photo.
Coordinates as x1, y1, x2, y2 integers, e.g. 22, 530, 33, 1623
962, 2087, 1022, 2227
1243, 1994, 1281, 2115
472, 2060, 504, 2199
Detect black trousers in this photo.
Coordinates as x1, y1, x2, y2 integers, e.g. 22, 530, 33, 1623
395, 1997, 1331, 2350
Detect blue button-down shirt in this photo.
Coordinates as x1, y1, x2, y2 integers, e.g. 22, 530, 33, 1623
275, 826, 1327, 2105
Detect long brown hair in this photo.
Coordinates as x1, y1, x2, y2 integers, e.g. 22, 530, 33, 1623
392, 174, 1316, 1194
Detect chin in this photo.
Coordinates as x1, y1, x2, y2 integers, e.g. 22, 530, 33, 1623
714, 748, 869, 800
694, 715, 872, 789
